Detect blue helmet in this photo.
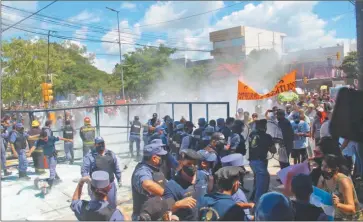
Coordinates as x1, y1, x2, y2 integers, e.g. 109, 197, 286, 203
198, 118, 206, 127
255, 192, 294, 221
95, 136, 105, 144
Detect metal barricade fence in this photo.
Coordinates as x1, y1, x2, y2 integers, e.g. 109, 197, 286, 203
3, 102, 229, 161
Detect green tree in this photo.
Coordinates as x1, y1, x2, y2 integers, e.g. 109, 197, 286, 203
340, 51, 358, 78
113, 45, 176, 97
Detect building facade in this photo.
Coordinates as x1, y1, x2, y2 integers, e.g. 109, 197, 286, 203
209, 26, 286, 62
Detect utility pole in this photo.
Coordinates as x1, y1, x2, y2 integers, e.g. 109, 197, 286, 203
47, 30, 50, 83
0, 1, 3, 124
356, 1, 363, 90
106, 7, 125, 101
272, 32, 275, 51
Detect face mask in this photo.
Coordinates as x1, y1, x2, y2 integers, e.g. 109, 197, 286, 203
182, 165, 196, 177
294, 120, 300, 124
321, 170, 335, 180
95, 144, 105, 152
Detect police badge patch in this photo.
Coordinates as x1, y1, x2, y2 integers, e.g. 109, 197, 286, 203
199, 207, 220, 221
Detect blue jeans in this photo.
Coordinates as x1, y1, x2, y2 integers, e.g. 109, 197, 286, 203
250, 160, 270, 203
64, 142, 74, 162
129, 135, 141, 155
18, 149, 28, 173
46, 156, 57, 180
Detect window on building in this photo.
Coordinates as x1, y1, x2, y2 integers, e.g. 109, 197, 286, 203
214, 37, 245, 49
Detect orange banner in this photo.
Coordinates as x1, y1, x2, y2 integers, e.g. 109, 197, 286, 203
237, 70, 296, 100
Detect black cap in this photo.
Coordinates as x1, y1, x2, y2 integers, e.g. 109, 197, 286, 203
180, 149, 201, 161
215, 166, 244, 181
140, 197, 175, 221
185, 121, 195, 128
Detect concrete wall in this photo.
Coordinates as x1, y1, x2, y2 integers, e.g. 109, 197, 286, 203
244, 26, 286, 56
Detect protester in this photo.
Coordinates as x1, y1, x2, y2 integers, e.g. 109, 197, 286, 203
291, 174, 329, 221
254, 192, 295, 221
318, 154, 361, 220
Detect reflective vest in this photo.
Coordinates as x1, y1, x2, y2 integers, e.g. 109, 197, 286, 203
80, 125, 96, 145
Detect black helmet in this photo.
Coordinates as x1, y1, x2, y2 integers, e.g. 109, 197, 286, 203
255, 192, 295, 221
134, 116, 140, 121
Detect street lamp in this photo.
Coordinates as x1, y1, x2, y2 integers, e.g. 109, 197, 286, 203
106, 7, 125, 101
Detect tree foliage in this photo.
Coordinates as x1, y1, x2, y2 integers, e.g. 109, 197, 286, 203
1, 38, 119, 104
112, 45, 176, 97
340, 51, 358, 78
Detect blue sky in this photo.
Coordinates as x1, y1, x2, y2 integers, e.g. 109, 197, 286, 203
2, 1, 357, 73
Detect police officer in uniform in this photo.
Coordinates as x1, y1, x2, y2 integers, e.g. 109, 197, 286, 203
198, 166, 246, 221
180, 121, 197, 151
192, 118, 207, 148
42, 120, 53, 137
81, 137, 122, 209
200, 125, 215, 150
170, 123, 185, 159
148, 113, 160, 129
28, 120, 44, 174
131, 142, 167, 220
221, 153, 255, 220
225, 120, 246, 156
142, 124, 149, 147
195, 150, 217, 195
9, 123, 38, 180
1, 126, 12, 177
162, 149, 201, 221
71, 171, 126, 221
28, 130, 72, 188
129, 116, 142, 158
255, 192, 295, 221
63, 120, 75, 164
148, 125, 167, 145
80, 117, 96, 157
248, 119, 276, 203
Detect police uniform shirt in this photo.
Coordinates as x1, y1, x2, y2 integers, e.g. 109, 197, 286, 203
71, 200, 124, 221
132, 162, 159, 196
34, 136, 59, 156
198, 192, 246, 221
229, 133, 241, 151
248, 131, 274, 161
81, 150, 121, 182
180, 134, 191, 151
163, 172, 197, 221
231, 188, 252, 220
9, 132, 29, 146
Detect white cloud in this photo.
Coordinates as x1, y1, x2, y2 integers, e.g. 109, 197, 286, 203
101, 20, 142, 56
121, 2, 137, 10
332, 15, 344, 22
74, 26, 89, 39
68, 10, 101, 23
93, 58, 118, 74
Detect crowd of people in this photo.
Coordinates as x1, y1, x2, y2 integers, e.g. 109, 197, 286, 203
1, 89, 363, 221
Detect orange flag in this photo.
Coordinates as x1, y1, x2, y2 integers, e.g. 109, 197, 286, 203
237, 70, 296, 101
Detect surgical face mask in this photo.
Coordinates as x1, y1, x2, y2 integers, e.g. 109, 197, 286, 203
321, 170, 335, 180
182, 165, 196, 177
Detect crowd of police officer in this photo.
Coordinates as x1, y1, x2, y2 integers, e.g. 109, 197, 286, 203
128, 112, 295, 221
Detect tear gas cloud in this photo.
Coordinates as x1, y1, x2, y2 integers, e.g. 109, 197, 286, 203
143, 50, 285, 123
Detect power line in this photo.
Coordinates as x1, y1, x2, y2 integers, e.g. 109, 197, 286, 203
2, 24, 213, 52
2, 1, 58, 32
136, 2, 244, 28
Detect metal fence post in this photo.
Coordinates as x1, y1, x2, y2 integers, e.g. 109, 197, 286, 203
206, 104, 209, 123
189, 103, 193, 122
127, 104, 130, 142
172, 103, 175, 121
95, 106, 100, 136
226, 102, 230, 118
156, 103, 160, 117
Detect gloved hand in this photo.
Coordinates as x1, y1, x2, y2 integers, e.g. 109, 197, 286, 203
118, 181, 122, 188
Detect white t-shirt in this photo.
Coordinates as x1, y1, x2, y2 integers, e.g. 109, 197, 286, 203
339, 138, 357, 157
320, 120, 331, 138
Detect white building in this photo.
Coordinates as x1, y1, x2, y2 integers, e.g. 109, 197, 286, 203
209, 26, 287, 62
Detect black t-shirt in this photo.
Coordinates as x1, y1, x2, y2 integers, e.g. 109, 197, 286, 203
248, 131, 274, 161
292, 200, 326, 221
